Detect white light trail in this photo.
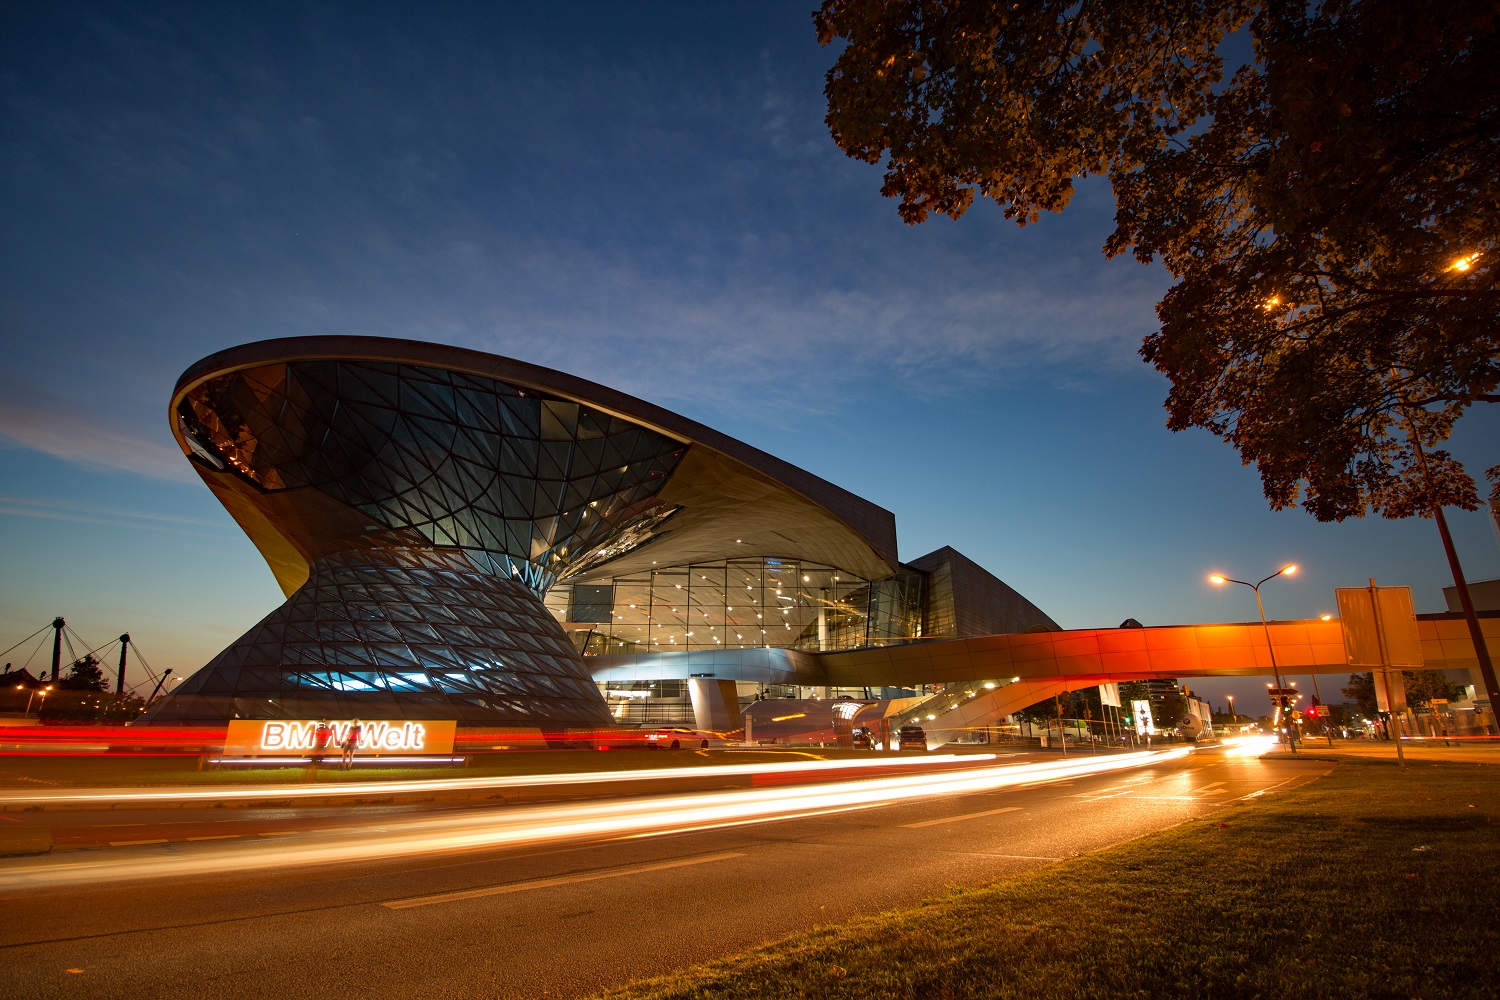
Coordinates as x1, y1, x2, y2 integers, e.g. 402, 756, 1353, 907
0, 753, 993, 808
0, 749, 1188, 889
1222, 735, 1280, 758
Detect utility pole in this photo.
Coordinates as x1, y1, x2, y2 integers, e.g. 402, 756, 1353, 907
1402, 411, 1499, 731
50, 617, 65, 683
116, 633, 131, 696
1430, 506, 1499, 731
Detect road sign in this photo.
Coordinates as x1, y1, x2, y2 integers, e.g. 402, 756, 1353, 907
1337, 584, 1423, 668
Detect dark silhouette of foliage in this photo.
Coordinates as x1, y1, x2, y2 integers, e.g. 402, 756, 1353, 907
817, 0, 1499, 520
1342, 669, 1463, 717
61, 654, 108, 691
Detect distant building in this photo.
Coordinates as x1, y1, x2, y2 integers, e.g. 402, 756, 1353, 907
1443, 579, 1500, 613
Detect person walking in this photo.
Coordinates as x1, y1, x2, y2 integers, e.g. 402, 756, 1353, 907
341, 718, 363, 770
312, 719, 332, 765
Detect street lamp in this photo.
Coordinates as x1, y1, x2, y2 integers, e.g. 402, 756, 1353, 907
1210, 564, 1298, 752
1227, 694, 1235, 727
24, 684, 52, 715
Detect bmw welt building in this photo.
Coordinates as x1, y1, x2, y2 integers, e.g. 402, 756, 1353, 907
140, 337, 1058, 730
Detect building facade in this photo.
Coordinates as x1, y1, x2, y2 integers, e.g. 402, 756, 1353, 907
141, 337, 1057, 727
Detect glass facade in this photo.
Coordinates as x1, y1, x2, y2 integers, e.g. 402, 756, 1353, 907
147, 356, 689, 726
177, 359, 685, 592
144, 549, 610, 725
546, 559, 925, 654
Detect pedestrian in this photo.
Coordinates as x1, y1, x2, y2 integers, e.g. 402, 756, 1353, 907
312, 719, 332, 765
342, 718, 363, 770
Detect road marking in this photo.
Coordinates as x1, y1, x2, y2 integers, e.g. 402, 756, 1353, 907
1239, 770, 1332, 801
381, 851, 747, 910
186, 835, 241, 841
1195, 781, 1228, 795
902, 806, 1023, 829
108, 839, 168, 847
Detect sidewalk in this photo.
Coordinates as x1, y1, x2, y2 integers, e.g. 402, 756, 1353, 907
1265, 739, 1500, 765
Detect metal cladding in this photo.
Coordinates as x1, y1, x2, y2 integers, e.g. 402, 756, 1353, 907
142, 337, 900, 725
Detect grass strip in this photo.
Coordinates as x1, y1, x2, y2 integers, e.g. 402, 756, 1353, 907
592, 758, 1500, 1000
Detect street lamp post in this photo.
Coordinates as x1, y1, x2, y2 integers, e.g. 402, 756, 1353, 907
1211, 565, 1298, 753
23, 685, 51, 715
1227, 694, 1235, 728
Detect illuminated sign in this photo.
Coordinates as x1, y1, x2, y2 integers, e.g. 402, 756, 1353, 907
1132, 700, 1156, 736
225, 719, 457, 756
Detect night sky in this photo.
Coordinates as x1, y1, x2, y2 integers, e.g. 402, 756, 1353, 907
3, 2, 1497, 716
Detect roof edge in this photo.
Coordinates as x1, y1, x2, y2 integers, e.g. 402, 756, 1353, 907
171, 336, 899, 572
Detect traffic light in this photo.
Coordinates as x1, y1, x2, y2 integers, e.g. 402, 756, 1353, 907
1305, 704, 1319, 720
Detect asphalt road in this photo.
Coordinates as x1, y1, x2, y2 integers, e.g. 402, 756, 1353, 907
0, 749, 1329, 1000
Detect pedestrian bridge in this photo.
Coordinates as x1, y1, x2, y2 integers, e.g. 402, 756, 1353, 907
592, 613, 1498, 688
590, 613, 1500, 732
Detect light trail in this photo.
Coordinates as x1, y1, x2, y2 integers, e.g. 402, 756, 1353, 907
0, 753, 995, 808
0, 748, 1189, 889
1221, 735, 1281, 758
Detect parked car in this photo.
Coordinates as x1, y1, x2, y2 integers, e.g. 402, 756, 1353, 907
897, 725, 927, 752
852, 726, 877, 750
643, 726, 714, 749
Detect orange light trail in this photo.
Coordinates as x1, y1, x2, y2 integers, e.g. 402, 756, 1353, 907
0, 748, 1189, 889
0, 753, 994, 808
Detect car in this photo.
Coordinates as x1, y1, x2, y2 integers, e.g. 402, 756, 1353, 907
642, 726, 714, 749
852, 726, 877, 750
897, 724, 927, 752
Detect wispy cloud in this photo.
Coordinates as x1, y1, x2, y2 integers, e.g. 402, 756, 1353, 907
0, 495, 226, 534
0, 395, 193, 483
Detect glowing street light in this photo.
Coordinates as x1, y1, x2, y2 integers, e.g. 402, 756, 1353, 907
1210, 564, 1298, 752
24, 684, 52, 715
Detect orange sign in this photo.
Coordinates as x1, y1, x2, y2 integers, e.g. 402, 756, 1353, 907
224, 719, 457, 756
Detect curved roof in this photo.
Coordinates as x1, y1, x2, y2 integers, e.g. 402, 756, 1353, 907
171, 336, 899, 591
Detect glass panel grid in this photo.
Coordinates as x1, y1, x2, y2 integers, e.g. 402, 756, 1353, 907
549, 557, 926, 654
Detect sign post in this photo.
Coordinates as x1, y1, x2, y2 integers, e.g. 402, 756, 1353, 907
1336, 580, 1424, 768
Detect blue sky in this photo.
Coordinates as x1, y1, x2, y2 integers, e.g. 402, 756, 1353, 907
3, 2, 1497, 714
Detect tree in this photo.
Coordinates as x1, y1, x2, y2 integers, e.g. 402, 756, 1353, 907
1402, 669, 1463, 709
1157, 690, 1188, 728
61, 654, 108, 692
1342, 672, 1378, 717
1342, 669, 1461, 716
1013, 697, 1057, 726
817, 0, 1500, 703
818, 0, 1498, 517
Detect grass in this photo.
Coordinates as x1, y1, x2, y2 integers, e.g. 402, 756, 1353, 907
591, 758, 1500, 1000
